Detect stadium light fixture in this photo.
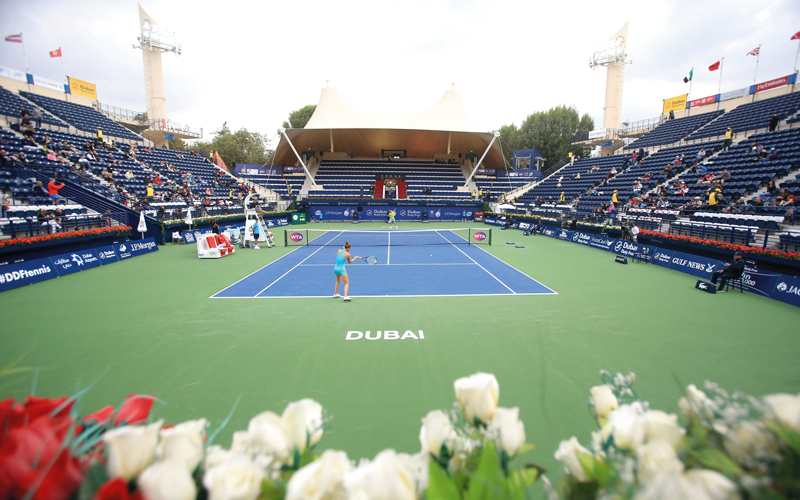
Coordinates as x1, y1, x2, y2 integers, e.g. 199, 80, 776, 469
133, 20, 182, 55
589, 35, 626, 69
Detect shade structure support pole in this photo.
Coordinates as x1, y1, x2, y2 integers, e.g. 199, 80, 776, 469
463, 131, 500, 188
281, 130, 317, 186
447, 131, 451, 155
329, 129, 334, 152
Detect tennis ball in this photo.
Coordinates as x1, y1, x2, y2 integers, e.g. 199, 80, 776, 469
430, 254, 433, 256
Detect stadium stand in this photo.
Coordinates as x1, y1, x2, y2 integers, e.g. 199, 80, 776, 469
686, 91, 800, 140
624, 111, 724, 150
239, 171, 303, 201
20, 91, 144, 142
0, 86, 67, 128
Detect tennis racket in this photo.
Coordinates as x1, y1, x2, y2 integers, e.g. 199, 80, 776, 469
361, 255, 378, 265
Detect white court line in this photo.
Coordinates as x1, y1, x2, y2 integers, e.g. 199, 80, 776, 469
297, 262, 476, 266
211, 292, 558, 299
436, 230, 516, 294
209, 245, 305, 298
253, 231, 344, 297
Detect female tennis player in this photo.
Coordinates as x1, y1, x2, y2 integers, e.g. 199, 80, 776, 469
334, 242, 360, 301
388, 210, 398, 229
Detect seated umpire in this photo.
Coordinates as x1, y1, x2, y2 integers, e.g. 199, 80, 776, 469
710, 251, 745, 291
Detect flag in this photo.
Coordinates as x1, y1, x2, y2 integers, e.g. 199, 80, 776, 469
747, 47, 760, 56
49, 48, 62, 58
708, 61, 721, 71
792, 31, 800, 40
137, 211, 147, 233
185, 207, 193, 226
683, 69, 693, 83
4, 33, 22, 43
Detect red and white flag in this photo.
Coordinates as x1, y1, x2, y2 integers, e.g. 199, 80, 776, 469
747, 47, 760, 56
708, 60, 721, 71
49, 48, 62, 58
4, 33, 22, 43
792, 31, 800, 41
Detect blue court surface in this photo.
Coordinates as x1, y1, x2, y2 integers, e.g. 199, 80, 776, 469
211, 229, 557, 298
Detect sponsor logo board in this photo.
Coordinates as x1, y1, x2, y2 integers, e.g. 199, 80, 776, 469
49, 249, 101, 276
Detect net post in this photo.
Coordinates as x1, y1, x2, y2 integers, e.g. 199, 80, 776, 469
468, 228, 472, 246
305, 229, 309, 247
488, 228, 492, 246
284, 229, 287, 247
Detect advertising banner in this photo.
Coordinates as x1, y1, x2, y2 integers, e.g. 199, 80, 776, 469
182, 231, 198, 244
0, 259, 60, 292
753, 75, 789, 94
49, 249, 101, 276
739, 265, 782, 297
0, 65, 27, 82
476, 168, 496, 176
770, 275, 800, 308
720, 87, 750, 101
96, 245, 119, 264
291, 213, 307, 224
262, 217, 289, 228
497, 169, 541, 178
689, 95, 717, 108
588, 129, 607, 140
666, 251, 723, 279
114, 238, 159, 260
611, 240, 655, 260
67, 76, 98, 100
30, 74, 65, 93
663, 94, 688, 114
283, 166, 305, 173
650, 249, 674, 268
235, 164, 282, 176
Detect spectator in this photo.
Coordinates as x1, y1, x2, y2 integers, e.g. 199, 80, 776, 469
766, 180, 779, 197
711, 251, 745, 292
32, 106, 43, 128
630, 223, 640, 242
723, 127, 733, 151
1, 193, 10, 219
48, 178, 65, 205
712, 169, 731, 183
768, 113, 779, 132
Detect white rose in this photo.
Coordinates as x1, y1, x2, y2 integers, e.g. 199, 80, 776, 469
554, 437, 591, 482
763, 393, 800, 432
285, 449, 352, 500
590, 385, 619, 419
204, 445, 239, 470
635, 469, 739, 500
723, 421, 779, 465
602, 403, 647, 450
137, 459, 196, 500
247, 411, 291, 458
454, 372, 500, 424
418, 410, 456, 458
486, 407, 526, 457
159, 418, 208, 472
343, 449, 416, 500
231, 431, 250, 454
203, 455, 264, 500
396, 452, 430, 496
635, 440, 683, 485
103, 420, 163, 480
685, 469, 740, 500
643, 410, 685, 448
282, 399, 324, 453
679, 384, 716, 419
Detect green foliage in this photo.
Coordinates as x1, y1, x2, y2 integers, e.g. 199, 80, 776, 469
282, 104, 317, 129
193, 123, 273, 169
168, 137, 189, 151
428, 459, 461, 500
499, 105, 594, 169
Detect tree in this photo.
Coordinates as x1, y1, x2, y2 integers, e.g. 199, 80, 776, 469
193, 123, 273, 169
497, 123, 520, 166
500, 105, 594, 170
168, 138, 189, 151
282, 105, 316, 129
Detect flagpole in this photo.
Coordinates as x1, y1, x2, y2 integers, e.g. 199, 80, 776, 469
687, 67, 694, 116
793, 41, 799, 92
753, 44, 761, 85
717, 58, 724, 111
59, 48, 67, 95
20, 32, 29, 74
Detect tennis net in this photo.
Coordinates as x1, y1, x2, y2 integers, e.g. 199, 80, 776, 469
284, 228, 492, 247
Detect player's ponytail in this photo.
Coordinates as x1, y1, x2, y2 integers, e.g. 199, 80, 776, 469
344, 242, 351, 249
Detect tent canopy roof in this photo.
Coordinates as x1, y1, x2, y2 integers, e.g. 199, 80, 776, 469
271, 87, 507, 168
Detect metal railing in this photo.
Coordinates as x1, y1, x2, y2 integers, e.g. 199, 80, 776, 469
96, 103, 146, 122
619, 115, 666, 134
1, 210, 128, 239
143, 119, 203, 138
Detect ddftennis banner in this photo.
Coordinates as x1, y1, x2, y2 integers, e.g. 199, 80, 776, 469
0, 238, 159, 293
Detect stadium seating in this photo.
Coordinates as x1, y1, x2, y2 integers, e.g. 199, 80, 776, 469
0, 86, 67, 127
625, 111, 724, 150
20, 91, 143, 142
686, 92, 800, 140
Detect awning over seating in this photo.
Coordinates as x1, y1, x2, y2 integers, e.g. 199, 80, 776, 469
271, 88, 507, 168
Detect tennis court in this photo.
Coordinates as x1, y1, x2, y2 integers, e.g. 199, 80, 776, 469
211, 228, 557, 298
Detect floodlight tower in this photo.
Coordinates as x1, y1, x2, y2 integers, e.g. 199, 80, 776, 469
133, 3, 181, 148
589, 22, 629, 156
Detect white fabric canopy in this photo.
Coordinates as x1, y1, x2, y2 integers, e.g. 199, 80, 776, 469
272, 88, 507, 168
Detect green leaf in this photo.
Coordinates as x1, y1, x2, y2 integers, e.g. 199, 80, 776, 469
766, 421, 800, 456
467, 440, 502, 500
76, 463, 108, 500
516, 443, 535, 457
689, 448, 743, 475
428, 459, 461, 500
508, 465, 539, 489
259, 477, 285, 499
452, 470, 469, 492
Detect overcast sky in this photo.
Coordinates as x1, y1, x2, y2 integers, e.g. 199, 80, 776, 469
1, 0, 798, 149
